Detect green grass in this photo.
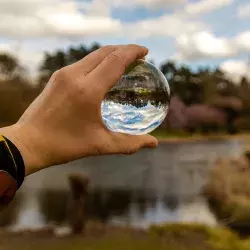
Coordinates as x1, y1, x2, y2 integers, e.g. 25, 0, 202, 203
3, 223, 250, 250
204, 157, 250, 234
150, 129, 192, 139
150, 129, 230, 141
150, 224, 250, 250
150, 128, 248, 141
1, 234, 166, 250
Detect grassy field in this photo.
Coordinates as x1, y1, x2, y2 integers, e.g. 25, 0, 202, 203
150, 129, 250, 147
150, 129, 243, 143
204, 153, 250, 235
1, 224, 250, 250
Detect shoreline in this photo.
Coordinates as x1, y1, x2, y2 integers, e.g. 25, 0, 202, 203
157, 133, 248, 144
1, 223, 249, 250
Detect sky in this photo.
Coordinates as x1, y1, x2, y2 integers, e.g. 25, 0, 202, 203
0, 0, 250, 82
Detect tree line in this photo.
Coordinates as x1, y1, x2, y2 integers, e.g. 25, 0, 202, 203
0, 42, 250, 132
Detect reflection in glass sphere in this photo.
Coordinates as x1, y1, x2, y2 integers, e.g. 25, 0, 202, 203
101, 59, 170, 135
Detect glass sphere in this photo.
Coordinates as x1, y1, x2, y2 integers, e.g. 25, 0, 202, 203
101, 59, 170, 135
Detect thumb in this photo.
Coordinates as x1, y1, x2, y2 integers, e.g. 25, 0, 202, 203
112, 133, 158, 155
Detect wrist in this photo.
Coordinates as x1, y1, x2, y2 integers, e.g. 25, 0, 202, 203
0, 124, 45, 176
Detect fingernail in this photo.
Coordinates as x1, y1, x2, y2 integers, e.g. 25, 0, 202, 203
141, 46, 149, 51
143, 141, 158, 149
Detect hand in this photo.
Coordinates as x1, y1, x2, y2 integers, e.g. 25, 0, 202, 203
0, 45, 158, 175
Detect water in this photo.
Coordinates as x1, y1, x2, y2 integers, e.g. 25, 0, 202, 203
7, 190, 46, 232
0, 139, 243, 230
101, 60, 170, 135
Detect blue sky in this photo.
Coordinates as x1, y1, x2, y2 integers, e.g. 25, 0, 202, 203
0, 0, 250, 82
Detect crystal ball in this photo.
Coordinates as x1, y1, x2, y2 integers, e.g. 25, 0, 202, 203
101, 59, 170, 135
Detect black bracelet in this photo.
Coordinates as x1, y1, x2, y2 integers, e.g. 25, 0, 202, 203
0, 136, 25, 189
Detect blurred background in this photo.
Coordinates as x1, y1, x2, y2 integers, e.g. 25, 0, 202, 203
1, 0, 250, 249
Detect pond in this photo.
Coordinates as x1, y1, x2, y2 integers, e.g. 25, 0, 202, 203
0, 138, 244, 230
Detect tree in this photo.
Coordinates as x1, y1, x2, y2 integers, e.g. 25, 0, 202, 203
160, 61, 202, 105
0, 53, 24, 78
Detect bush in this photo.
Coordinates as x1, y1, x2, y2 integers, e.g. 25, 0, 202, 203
204, 156, 250, 235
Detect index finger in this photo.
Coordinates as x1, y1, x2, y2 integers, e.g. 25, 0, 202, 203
68, 45, 123, 76
88, 44, 149, 92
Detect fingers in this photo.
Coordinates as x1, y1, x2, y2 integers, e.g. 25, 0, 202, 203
69, 45, 121, 76
88, 44, 149, 93
112, 133, 158, 155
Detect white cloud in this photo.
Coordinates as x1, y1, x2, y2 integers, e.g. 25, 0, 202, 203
220, 60, 250, 83
80, 0, 187, 13
0, 0, 216, 41
237, 3, 250, 19
123, 14, 207, 39
0, 0, 243, 77
235, 31, 250, 51
174, 31, 236, 61
79, 0, 111, 17
111, 0, 187, 9
0, 0, 121, 38
184, 0, 233, 15
0, 43, 13, 54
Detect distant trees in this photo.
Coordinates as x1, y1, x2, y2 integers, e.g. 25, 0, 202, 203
0, 42, 249, 133
0, 53, 26, 80
160, 61, 203, 105
160, 61, 245, 106
0, 43, 102, 126
0, 54, 20, 77
37, 44, 250, 133
0, 53, 37, 125
38, 44, 248, 112
160, 60, 250, 134
39, 43, 101, 86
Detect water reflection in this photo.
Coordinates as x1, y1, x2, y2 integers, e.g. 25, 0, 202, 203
8, 190, 46, 232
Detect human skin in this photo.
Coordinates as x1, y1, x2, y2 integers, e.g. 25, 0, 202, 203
0, 44, 158, 176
